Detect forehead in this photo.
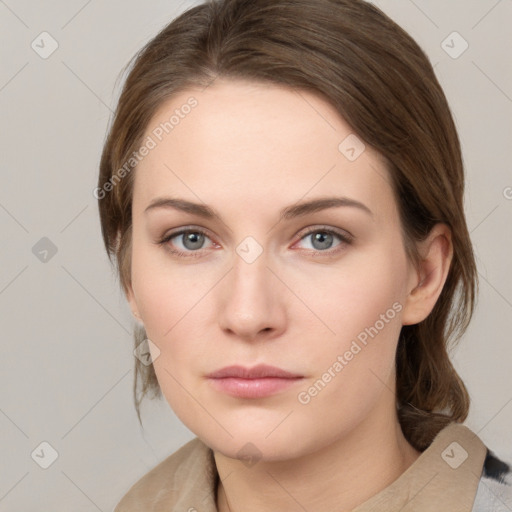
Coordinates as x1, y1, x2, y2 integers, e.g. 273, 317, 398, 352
133, 78, 395, 221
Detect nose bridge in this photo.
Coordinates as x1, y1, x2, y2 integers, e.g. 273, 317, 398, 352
232, 246, 268, 294
218, 237, 284, 339
230, 243, 272, 312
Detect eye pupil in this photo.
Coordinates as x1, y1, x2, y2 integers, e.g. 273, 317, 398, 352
183, 232, 204, 250
312, 231, 333, 250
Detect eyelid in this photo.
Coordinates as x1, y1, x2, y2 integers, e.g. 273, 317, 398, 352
158, 225, 218, 253
161, 224, 216, 242
294, 224, 354, 244
158, 224, 353, 257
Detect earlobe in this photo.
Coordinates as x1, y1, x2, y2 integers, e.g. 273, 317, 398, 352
401, 224, 453, 326
125, 283, 143, 324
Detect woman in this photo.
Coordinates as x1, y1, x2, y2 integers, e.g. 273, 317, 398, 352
97, 0, 511, 510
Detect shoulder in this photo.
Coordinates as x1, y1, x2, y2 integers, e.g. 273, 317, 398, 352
472, 449, 512, 512
114, 437, 217, 511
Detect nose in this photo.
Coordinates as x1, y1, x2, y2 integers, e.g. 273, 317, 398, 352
217, 249, 287, 342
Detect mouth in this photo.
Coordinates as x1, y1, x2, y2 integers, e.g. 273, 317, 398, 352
206, 364, 304, 399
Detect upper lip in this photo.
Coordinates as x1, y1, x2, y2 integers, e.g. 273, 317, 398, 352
207, 364, 303, 379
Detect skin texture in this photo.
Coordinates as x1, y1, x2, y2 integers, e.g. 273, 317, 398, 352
126, 78, 453, 511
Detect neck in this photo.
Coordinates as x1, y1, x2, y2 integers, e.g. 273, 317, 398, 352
214, 407, 420, 512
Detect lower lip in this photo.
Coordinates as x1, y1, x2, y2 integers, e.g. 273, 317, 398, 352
207, 377, 303, 398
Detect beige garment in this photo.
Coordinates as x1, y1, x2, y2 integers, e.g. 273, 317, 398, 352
114, 422, 487, 511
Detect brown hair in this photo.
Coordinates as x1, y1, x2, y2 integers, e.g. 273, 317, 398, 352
97, 0, 477, 451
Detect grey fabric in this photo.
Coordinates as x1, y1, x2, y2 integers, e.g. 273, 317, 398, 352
472, 450, 512, 512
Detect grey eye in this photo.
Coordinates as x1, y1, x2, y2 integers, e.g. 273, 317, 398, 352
181, 232, 206, 250
309, 231, 336, 250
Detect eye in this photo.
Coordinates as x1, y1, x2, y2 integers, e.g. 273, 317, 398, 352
157, 227, 217, 257
157, 225, 353, 258
294, 227, 353, 254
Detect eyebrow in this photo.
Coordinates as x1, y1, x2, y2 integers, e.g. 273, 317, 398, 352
144, 196, 373, 221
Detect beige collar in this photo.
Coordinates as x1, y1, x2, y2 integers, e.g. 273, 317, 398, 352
353, 422, 487, 511
115, 423, 487, 511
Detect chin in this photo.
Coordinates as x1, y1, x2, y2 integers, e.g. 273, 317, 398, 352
195, 423, 315, 464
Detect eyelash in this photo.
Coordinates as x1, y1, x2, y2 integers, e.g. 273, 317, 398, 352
157, 225, 353, 259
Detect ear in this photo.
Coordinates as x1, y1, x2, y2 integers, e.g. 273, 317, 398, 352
125, 281, 143, 325
116, 229, 144, 325
401, 223, 453, 326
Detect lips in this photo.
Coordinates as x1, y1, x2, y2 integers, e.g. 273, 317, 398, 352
206, 364, 304, 399
207, 364, 302, 379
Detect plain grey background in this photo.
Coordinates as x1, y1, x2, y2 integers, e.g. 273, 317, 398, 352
0, 0, 511, 510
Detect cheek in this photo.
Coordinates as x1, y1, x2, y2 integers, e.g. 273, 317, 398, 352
129, 243, 217, 395
294, 241, 407, 346
288, 259, 407, 446
293, 241, 408, 394
130, 239, 213, 337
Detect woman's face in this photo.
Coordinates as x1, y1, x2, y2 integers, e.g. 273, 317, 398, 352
126, 78, 419, 460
